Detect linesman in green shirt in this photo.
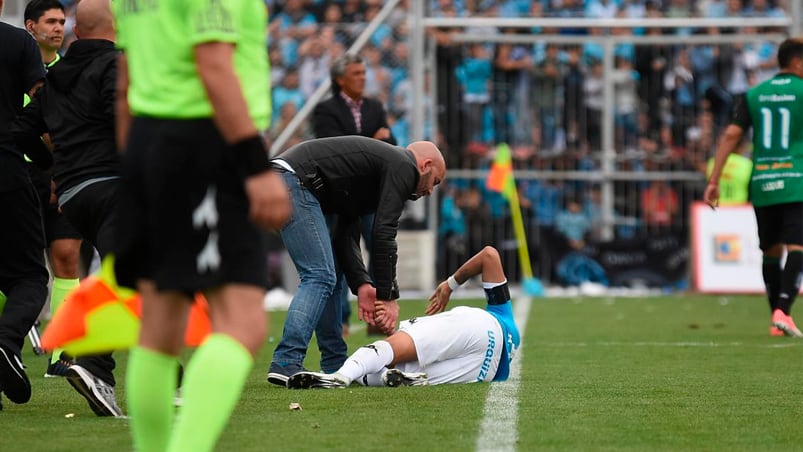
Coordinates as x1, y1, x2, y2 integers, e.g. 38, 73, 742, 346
705, 150, 752, 206
112, 0, 290, 450
705, 37, 803, 338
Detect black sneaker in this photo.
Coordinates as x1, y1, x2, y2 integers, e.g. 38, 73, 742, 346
0, 345, 31, 404
287, 371, 349, 389
267, 362, 308, 387
65, 364, 125, 417
382, 369, 429, 387
44, 352, 75, 378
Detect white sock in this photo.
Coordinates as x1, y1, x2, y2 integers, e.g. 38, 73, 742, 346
357, 372, 385, 387
337, 340, 394, 385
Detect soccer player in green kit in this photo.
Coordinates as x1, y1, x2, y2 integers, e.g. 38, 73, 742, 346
706, 37, 803, 337
112, 0, 290, 450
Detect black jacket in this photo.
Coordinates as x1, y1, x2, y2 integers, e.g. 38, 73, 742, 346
11, 39, 118, 196
278, 136, 418, 300
312, 94, 396, 145
0, 23, 46, 192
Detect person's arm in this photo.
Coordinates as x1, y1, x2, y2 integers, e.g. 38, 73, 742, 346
371, 163, 418, 301
194, 42, 290, 230
332, 215, 372, 290
100, 54, 118, 127
372, 101, 396, 145
311, 101, 345, 138
705, 124, 744, 209
705, 94, 750, 209
426, 246, 506, 315
115, 53, 131, 152
331, 216, 378, 326
194, 42, 260, 143
28, 81, 45, 98
371, 161, 420, 333
11, 91, 52, 170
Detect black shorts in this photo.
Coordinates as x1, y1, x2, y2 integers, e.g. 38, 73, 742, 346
59, 178, 118, 257
44, 202, 82, 244
114, 117, 268, 293
754, 202, 803, 251
29, 164, 81, 244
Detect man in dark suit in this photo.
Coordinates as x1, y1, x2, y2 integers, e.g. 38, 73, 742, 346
312, 53, 396, 336
312, 54, 396, 145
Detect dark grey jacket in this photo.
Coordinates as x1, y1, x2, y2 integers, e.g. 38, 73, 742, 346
278, 136, 419, 300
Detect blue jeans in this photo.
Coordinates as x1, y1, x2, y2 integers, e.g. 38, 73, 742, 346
271, 172, 348, 372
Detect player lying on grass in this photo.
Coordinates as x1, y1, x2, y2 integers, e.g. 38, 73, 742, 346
287, 246, 521, 388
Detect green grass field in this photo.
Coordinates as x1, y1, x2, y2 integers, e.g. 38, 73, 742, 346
6, 294, 803, 451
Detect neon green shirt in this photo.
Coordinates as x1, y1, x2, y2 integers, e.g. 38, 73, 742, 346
744, 74, 803, 206
112, 0, 270, 129
706, 153, 752, 205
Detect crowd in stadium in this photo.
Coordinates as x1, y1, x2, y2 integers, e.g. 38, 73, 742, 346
50, 0, 792, 173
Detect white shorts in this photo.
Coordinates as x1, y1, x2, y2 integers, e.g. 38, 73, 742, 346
395, 306, 503, 384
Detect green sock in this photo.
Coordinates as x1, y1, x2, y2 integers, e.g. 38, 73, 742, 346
127, 347, 179, 452
0, 291, 6, 314
50, 277, 79, 363
168, 334, 253, 452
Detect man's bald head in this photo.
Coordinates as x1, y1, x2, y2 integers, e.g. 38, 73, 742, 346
408, 141, 445, 169
74, 0, 114, 40
407, 141, 446, 199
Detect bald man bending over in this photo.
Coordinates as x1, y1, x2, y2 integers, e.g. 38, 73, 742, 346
12, 0, 124, 417
266, 136, 447, 386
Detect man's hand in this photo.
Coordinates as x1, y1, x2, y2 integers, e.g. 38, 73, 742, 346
245, 170, 291, 229
425, 281, 452, 315
703, 183, 720, 210
357, 283, 377, 325
373, 127, 391, 141
373, 299, 399, 334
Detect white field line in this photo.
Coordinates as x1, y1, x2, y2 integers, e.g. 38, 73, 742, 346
476, 295, 532, 452
534, 341, 803, 348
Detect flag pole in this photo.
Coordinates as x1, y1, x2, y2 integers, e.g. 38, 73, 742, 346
506, 170, 544, 296
486, 143, 544, 296
507, 182, 532, 279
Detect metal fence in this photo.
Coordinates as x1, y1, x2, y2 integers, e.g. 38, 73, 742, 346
415, 13, 798, 287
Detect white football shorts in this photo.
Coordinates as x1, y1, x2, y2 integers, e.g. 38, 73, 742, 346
396, 306, 503, 384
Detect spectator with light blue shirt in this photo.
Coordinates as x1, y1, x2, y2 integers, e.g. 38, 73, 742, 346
531, 43, 564, 152
272, 67, 305, 124
744, 0, 787, 17
456, 43, 493, 147
270, 0, 317, 67
701, 0, 728, 18
556, 195, 592, 251
586, 0, 621, 19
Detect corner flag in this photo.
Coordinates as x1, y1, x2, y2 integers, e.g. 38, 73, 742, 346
485, 142, 516, 199
485, 143, 544, 296
41, 256, 211, 355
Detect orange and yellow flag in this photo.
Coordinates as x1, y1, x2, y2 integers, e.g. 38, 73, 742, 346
485, 143, 516, 199
41, 256, 210, 355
